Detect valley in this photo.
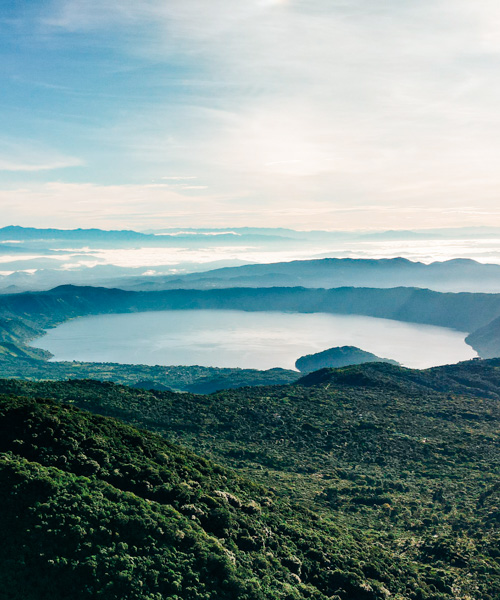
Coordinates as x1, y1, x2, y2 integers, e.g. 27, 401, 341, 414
2, 278, 500, 390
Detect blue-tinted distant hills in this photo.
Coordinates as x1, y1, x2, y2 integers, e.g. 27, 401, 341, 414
3, 224, 500, 248
2, 225, 500, 294
116, 256, 500, 293
0, 225, 299, 247
0, 225, 149, 241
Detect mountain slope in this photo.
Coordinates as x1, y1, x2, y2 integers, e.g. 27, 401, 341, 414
466, 316, 500, 358
0, 393, 456, 600
0, 359, 498, 599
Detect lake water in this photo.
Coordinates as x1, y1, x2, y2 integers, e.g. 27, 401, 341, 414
33, 309, 477, 370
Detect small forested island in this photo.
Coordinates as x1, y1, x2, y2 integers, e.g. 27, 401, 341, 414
295, 345, 399, 372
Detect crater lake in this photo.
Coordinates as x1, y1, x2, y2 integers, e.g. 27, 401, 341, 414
31, 309, 477, 370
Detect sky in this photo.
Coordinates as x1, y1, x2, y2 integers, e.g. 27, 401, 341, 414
1, 0, 500, 231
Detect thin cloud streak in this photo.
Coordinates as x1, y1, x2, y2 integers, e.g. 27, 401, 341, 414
0, 158, 83, 172
1, 181, 498, 231
0, 139, 83, 173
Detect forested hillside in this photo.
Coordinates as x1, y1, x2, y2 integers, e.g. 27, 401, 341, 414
295, 346, 398, 372
0, 355, 299, 394
0, 359, 498, 599
0, 392, 472, 600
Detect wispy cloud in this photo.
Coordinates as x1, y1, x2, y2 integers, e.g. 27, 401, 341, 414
1, 180, 498, 231
0, 139, 83, 173
3, 1, 500, 228
0, 158, 83, 172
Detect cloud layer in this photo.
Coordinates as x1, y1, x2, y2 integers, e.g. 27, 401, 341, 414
1, 0, 500, 229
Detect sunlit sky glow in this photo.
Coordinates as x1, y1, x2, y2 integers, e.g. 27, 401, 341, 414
1, 1, 500, 230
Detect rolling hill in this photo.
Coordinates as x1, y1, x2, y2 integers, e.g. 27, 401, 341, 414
0, 359, 498, 599
295, 346, 399, 372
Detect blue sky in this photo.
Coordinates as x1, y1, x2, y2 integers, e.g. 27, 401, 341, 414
1, 1, 500, 230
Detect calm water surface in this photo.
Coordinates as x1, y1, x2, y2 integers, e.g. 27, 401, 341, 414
33, 309, 477, 370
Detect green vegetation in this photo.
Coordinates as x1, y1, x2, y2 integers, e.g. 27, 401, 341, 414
0, 358, 498, 598
0, 353, 299, 393
295, 346, 398, 372
0, 392, 464, 600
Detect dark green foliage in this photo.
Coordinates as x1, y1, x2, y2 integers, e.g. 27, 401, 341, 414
0, 351, 299, 393
0, 359, 498, 598
0, 393, 455, 600
295, 345, 399, 372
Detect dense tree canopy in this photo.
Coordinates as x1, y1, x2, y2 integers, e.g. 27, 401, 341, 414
0, 359, 498, 598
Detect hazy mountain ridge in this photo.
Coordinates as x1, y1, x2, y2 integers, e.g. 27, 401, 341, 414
110, 257, 500, 294
0, 225, 150, 242
3, 226, 500, 295
4, 224, 500, 242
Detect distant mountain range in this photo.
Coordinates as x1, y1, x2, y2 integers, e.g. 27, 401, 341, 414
114, 256, 500, 293
4, 256, 500, 296
5, 224, 500, 241
0, 225, 301, 247
2, 225, 500, 294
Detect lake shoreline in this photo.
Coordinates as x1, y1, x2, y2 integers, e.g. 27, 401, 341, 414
32, 308, 477, 370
